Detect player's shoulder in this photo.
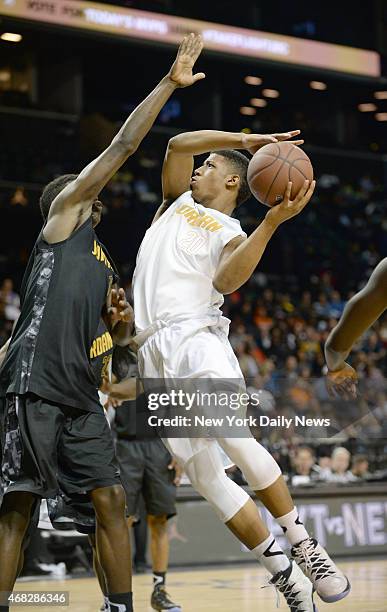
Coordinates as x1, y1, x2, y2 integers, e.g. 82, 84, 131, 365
151, 191, 193, 225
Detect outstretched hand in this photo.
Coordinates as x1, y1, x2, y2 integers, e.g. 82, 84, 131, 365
265, 179, 316, 227
168, 33, 205, 88
242, 130, 304, 155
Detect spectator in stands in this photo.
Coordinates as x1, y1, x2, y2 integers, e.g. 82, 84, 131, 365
323, 447, 357, 483
350, 455, 370, 480
0, 278, 20, 322
317, 453, 332, 474
291, 446, 321, 486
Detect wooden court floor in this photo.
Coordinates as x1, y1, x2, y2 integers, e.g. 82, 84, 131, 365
14, 559, 387, 611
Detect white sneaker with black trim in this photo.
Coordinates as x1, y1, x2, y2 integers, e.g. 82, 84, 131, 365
291, 538, 350, 603
266, 560, 317, 611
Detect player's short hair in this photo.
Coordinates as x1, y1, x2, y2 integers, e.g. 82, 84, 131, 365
39, 174, 78, 220
212, 149, 251, 207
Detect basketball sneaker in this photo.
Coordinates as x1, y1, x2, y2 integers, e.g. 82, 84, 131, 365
291, 538, 350, 603
266, 560, 317, 611
99, 597, 109, 611
151, 585, 182, 611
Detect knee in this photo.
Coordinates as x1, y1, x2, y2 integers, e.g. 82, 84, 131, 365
148, 514, 168, 535
0, 492, 35, 536
91, 485, 126, 523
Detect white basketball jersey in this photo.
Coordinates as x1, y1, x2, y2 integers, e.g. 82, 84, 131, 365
133, 191, 246, 332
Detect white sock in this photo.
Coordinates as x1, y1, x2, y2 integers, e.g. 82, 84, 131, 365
252, 534, 290, 576
276, 507, 309, 546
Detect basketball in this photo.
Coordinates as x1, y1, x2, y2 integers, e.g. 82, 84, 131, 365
247, 142, 314, 207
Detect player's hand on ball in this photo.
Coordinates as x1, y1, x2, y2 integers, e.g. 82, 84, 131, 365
108, 288, 133, 324
326, 363, 358, 399
168, 33, 205, 88
242, 130, 304, 155
265, 179, 316, 226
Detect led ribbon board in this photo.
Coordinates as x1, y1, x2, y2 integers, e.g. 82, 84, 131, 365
0, 0, 381, 77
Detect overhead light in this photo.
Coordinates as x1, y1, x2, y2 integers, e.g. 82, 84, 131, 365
374, 91, 387, 99
358, 103, 377, 112
262, 88, 279, 98
240, 106, 256, 116
375, 112, 387, 121
244, 76, 262, 85
250, 98, 267, 108
310, 81, 327, 90
1, 32, 22, 43
0, 70, 11, 82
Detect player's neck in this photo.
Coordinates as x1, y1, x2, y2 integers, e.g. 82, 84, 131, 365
199, 194, 235, 216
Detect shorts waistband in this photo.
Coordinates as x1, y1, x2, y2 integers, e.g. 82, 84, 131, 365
133, 314, 229, 350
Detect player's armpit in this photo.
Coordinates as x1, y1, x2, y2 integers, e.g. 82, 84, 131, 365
152, 198, 175, 224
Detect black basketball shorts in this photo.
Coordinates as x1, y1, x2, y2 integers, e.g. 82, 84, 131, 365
116, 437, 177, 519
0, 393, 120, 505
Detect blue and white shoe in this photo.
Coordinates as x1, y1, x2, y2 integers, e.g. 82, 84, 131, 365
292, 538, 350, 603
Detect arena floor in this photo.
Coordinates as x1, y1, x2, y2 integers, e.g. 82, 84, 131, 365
15, 559, 387, 611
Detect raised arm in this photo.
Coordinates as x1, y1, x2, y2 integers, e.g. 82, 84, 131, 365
44, 34, 205, 243
160, 129, 303, 211
213, 180, 315, 294
325, 258, 387, 376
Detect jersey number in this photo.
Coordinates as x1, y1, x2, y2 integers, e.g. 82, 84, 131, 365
178, 230, 207, 255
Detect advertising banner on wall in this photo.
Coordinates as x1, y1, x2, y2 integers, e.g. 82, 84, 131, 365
0, 0, 381, 77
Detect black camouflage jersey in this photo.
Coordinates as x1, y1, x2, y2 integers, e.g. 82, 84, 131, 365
0, 218, 117, 412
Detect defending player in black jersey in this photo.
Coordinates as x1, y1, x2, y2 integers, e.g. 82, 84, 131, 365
0, 34, 204, 612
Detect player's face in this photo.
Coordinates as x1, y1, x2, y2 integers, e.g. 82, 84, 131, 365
91, 198, 103, 227
190, 154, 232, 204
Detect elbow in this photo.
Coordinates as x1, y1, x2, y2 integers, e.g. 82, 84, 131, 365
167, 137, 179, 153
167, 134, 186, 153
213, 277, 234, 296
114, 136, 137, 157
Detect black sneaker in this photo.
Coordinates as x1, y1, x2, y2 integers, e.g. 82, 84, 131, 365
151, 585, 181, 611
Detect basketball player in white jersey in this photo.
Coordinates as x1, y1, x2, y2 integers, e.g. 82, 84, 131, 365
132, 127, 350, 611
